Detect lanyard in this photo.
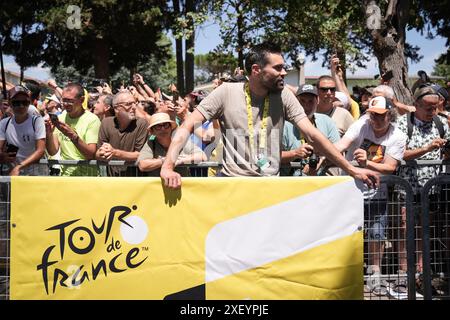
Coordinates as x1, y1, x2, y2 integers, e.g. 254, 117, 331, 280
244, 84, 270, 158
299, 115, 316, 145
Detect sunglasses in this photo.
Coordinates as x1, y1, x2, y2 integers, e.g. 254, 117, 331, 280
318, 87, 336, 93
61, 99, 77, 106
11, 100, 29, 108
115, 101, 135, 110
153, 122, 171, 130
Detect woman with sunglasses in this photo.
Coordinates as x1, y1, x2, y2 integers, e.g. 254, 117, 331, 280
137, 112, 206, 176
0, 86, 46, 176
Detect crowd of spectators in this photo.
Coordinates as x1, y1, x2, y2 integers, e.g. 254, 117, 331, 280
1, 48, 450, 298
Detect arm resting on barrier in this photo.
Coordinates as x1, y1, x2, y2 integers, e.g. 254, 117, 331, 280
138, 157, 165, 172
161, 109, 206, 189
9, 139, 46, 176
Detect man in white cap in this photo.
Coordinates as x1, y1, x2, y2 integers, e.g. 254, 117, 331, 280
0, 85, 46, 176
335, 96, 407, 296
137, 112, 205, 176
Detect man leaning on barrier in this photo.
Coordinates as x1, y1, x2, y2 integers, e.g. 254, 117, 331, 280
95, 91, 148, 177
160, 42, 379, 188
396, 84, 450, 296
137, 112, 206, 177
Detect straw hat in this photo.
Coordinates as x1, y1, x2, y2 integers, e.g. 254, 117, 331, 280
148, 112, 177, 130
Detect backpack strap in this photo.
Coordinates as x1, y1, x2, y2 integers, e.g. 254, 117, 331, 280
432, 115, 445, 139
406, 112, 414, 140
407, 112, 446, 139
3, 117, 12, 135
31, 115, 38, 132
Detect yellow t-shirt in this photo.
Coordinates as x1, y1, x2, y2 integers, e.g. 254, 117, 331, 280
349, 98, 360, 120
56, 110, 101, 176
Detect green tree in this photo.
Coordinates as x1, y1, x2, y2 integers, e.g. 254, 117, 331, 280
211, 0, 265, 69
254, 0, 447, 104
432, 62, 450, 86
40, 0, 171, 80
0, 1, 47, 81
195, 51, 239, 75
170, 0, 210, 94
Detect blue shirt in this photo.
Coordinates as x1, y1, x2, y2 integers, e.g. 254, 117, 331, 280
281, 113, 340, 176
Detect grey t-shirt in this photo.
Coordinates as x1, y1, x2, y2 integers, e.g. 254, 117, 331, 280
196, 82, 306, 176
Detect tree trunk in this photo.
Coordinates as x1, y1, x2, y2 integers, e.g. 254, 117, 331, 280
173, 0, 185, 95
364, 0, 413, 104
19, 22, 24, 83
236, 2, 245, 69
184, 0, 195, 93
0, 39, 7, 98
93, 38, 110, 80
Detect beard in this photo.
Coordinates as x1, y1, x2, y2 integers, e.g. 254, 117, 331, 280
262, 76, 284, 93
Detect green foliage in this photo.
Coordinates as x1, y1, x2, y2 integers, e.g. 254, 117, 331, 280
195, 51, 238, 75
1, 1, 171, 79
432, 62, 450, 84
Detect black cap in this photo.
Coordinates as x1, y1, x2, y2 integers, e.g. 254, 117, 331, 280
413, 85, 439, 101
430, 84, 449, 102
296, 84, 318, 97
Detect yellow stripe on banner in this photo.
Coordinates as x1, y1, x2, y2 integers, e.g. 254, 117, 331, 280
206, 231, 364, 300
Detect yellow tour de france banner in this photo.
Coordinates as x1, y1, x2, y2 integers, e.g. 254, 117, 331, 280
10, 176, 364, 300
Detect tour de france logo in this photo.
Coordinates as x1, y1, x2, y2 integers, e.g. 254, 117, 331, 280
36, 205, 149, 295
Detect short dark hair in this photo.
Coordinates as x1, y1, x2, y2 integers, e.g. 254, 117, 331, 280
316, 75, 335, 87
23, 79, 41, 100
244, 42, 282, 74
64, 83, 84, 99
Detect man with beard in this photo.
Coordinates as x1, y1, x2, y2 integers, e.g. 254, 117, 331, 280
160, 42, 379, 188
46, 83, 101, 176
95, 91, 148, 176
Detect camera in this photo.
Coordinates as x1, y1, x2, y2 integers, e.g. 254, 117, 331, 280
308, 153, 319, 170
6, 143, 19, 154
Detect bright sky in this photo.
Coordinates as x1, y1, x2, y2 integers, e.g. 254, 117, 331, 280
3, 22, 447, 82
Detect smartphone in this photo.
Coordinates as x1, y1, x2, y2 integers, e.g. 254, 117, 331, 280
172, 91, 180, 104
49, 113, 59, 124
6, 143, 19, 154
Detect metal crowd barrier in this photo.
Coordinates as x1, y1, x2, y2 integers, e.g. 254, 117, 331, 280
0, 177, 10, 301
421, 175, 450, 300
363, 175, 416, 300
38, 159, 221, 177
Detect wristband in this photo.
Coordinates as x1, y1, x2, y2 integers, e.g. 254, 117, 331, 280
71, 135, 79, 144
